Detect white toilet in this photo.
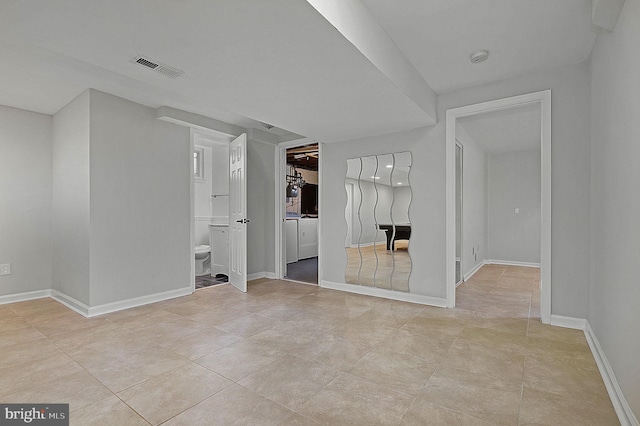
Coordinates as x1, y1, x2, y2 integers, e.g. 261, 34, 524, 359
195, 245, 211, 276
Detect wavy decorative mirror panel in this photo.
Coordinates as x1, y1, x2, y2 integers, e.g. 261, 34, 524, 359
344, 152, 412, 292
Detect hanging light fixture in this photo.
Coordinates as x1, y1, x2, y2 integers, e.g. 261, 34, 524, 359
286, 167, 305, 198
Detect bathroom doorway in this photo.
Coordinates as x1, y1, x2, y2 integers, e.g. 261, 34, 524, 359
277, 140, 321, 285
190, 130, 235, 291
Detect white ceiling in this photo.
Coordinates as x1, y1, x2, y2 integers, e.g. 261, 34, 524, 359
0, 0, 596, 143
458, 103, 541, 153
360, 0, 596, 93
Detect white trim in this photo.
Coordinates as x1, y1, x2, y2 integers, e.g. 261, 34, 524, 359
463, 260, 486, 281
0, 289, 51, 305
446, 90, 551, 323
86, 287, 192, 317
50, 290, 91, 316
190, 129, 197, 293
247, 271, 278, 281
486, 259, 541, 268
585, 321, 640, 426
549, 314, 586, 330
275, 139, 322, 282
320, 280, 447, 307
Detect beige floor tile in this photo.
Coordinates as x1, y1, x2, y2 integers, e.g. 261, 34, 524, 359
0, 268, 618, 425
376, 327, 457, 364
289, 332, 372, 371
401, 397, 493, 426
441, 340, 525, 387
134, 317, 209, 346
196, 340, 285, 381
239, 355, 340, 411
0, 353, 82, 398
0, 326, 45, 347
70, 338, 190, 392
107, 308, 182, 331
3, 369, 112, 412
215, 313, 285, 337
0, 315, 33, 331
298, 373, 414, 425
248, 328, 318, 352
117, 363, 232, 425
163, 384, 293, 426
421, 366, 521, 425
519, 386, 619, 426
167, 326, 244, 360
455, 326, 529, 357
523, 354, 609, 403
469, 316, 529, 336
347, 347, 436, 395
0, 338, 64, 370
70, 395, 149, 426
526, 318, 588, 345
278, 412, 322, 425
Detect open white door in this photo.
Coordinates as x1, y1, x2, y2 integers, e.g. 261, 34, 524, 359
229, 133, 248, 292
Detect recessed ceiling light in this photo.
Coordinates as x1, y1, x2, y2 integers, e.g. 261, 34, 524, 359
371, 176, 380, 179
470, 50, 489, 64
386, 165, 393, 168
397, 182, 403, 185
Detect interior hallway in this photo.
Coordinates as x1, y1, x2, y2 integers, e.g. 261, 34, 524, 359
0, 266, 617, 425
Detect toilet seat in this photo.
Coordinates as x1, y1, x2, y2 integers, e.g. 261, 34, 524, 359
195, 245, 211, 255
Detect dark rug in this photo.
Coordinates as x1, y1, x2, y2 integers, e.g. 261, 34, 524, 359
196, 274, 228, 289
286, 257, 318, 284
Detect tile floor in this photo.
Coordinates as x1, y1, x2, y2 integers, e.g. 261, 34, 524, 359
0, 265, 618, 425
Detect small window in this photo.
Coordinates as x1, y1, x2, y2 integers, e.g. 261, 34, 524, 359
194, 148, 204, 179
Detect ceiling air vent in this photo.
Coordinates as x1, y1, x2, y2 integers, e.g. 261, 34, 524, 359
131, 55, 184, 79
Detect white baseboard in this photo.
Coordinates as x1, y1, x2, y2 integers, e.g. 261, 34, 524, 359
550, 314, 587, 330
463, 260, 486, 282
320, 280, 447, 308
86, 287, 193, 317
584, 321, 639, 426
50, 290, 91, 316
0, 289, 51, 305
248, 272, 277, 281
486, 259, 541, 268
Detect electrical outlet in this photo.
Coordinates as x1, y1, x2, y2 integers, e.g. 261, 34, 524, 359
0, 263, 11, 276
514, 208, 520, 214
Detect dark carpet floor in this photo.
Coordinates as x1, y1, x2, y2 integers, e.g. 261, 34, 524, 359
286, 257, 318, 284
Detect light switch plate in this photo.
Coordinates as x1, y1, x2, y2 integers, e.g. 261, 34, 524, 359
0, 263, 10, 276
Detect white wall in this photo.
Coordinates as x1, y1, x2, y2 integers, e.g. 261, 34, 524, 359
194, 145, 213, 245
0, 105, 53, 297
322, 60, 591, 316
247, 139, 276, 276
590, 0, 640, 417
52, 92, 91, 304
455, 124, 486, 277
88, 90, 191, 306
211, 144, 230, 222
487, 149, 541, 264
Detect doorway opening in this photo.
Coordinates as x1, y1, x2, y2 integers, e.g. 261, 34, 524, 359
277, 141, 321, 285
446, 90, 551, 323
190, 129, 248, 293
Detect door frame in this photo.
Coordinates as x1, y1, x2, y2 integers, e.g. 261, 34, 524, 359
189, 128, 236, 293
275, 138, 322, 284
455, 140, 464, 287
445, 90, 552, 323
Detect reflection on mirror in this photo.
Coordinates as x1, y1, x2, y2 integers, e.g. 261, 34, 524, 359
344, 152, 412, 292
